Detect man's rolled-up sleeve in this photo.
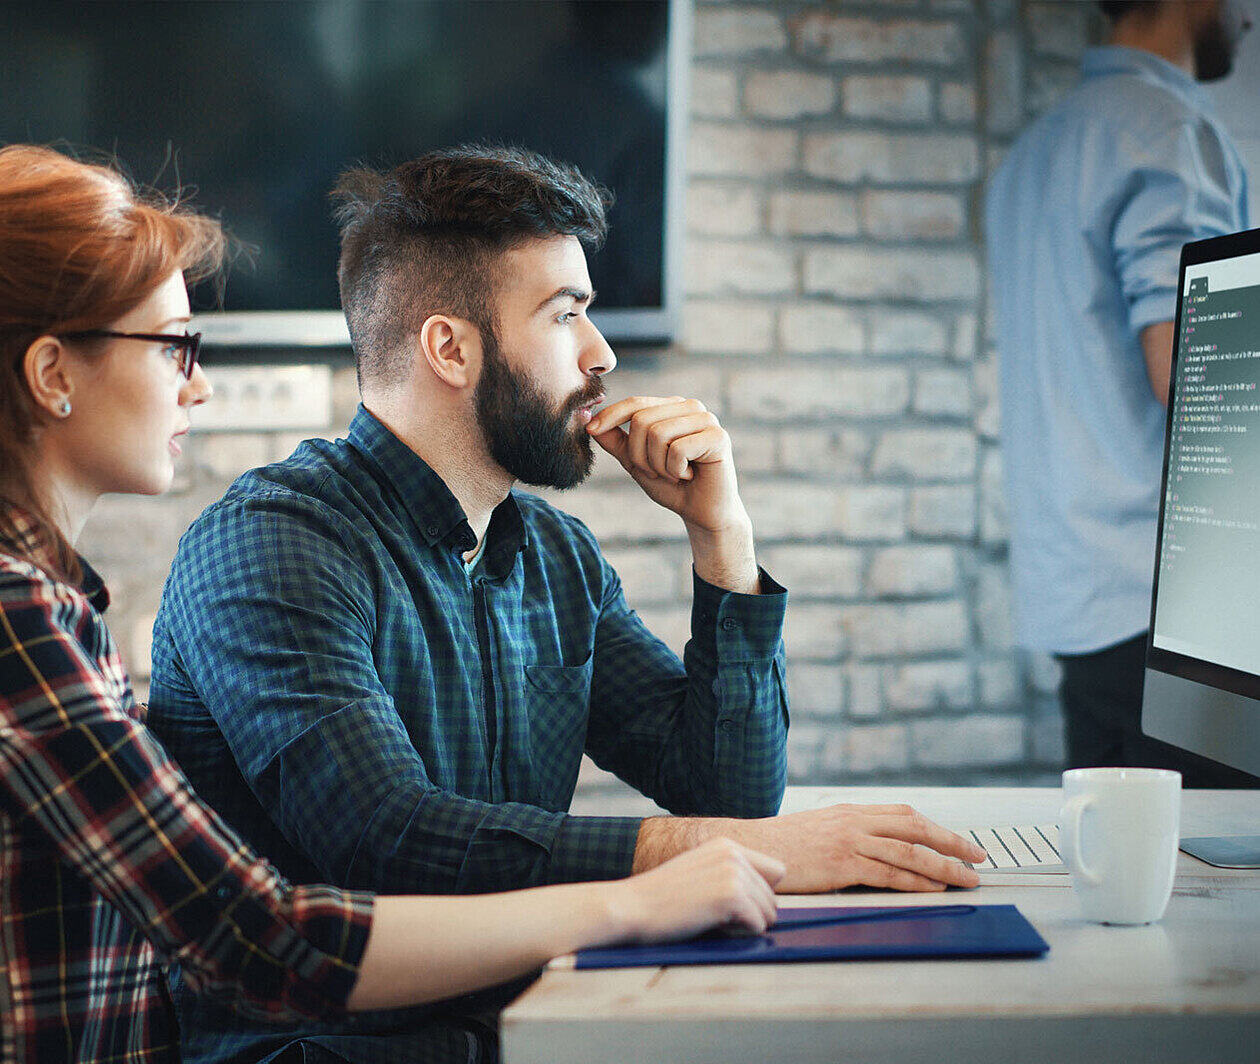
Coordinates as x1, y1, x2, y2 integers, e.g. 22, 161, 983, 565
585, 559, 790, 824
1113, 118, 1246, 335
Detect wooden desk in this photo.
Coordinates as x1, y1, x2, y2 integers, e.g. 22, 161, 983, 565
502, 787, 1260, 1064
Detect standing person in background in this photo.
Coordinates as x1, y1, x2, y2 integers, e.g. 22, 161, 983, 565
0, 143, 786, 1064
986, 0, 1259, 785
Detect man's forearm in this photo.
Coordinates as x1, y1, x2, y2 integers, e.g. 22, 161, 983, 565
686, 517, 760, 595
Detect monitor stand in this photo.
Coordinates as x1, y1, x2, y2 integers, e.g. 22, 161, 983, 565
1180, 836, 1260, 868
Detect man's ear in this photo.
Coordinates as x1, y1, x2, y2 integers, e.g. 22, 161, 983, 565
23, 335, 76, 419
417, 314, 483, 390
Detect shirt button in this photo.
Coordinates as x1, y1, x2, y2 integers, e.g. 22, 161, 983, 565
425, 524, 439, 538
719, 719, 735, 730
721, 618, 738, 631
214, 884, 234, 902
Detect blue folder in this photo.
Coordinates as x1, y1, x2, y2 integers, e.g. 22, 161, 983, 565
568, 904, 1049, 970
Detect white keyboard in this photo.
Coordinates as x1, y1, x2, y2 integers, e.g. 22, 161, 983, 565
964, 824, 1066, 873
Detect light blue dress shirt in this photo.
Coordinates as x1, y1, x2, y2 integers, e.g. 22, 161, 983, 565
985, 46, 1249, 654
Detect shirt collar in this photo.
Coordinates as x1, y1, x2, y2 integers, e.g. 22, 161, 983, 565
0, 507, 110, 611
346, 404, 528, 570
1081, 45, 1213, 112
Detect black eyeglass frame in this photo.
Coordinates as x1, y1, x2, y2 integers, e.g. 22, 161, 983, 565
59, 330, 202, 380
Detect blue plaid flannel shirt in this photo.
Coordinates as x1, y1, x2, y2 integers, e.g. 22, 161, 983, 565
148, 404, 789, 1061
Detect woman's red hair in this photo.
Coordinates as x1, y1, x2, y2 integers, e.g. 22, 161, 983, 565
0, 145, 225, 582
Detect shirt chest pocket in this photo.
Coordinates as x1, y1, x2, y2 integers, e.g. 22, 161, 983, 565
522, 658, 593, 809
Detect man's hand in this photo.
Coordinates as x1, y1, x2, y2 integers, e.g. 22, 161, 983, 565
587, 396, 760, 593
635, 803, 988, 893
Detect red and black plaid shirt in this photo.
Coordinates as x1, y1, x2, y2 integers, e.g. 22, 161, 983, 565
0, 513, 374, 1063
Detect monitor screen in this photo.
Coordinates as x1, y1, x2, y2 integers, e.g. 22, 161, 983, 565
0, 0, 681, 346
1152, 247, 1260, 676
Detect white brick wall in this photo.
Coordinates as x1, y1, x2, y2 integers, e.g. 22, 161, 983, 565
83, 0, 1098, 797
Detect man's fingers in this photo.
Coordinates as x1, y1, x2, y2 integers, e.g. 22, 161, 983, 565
860, 809, 987, 864
738, 844, 787, 887
859, 835, 980, 889
590, 424, 632, 469
851, 856, 950, 893
587, 395, 682, 435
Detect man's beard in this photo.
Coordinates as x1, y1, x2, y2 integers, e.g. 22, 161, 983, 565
1194, 1, 1247, 81
474, 327, 605, 490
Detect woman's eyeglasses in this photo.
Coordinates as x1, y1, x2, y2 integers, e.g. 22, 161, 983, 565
60, 330, 202, 380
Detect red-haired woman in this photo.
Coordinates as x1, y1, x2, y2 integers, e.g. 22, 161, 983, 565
0, 145, 784, 1063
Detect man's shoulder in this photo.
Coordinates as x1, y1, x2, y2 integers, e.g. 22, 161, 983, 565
512, 489, 599, 546
177, 437, 373, 558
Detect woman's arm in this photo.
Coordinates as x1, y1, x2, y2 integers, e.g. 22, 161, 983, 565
347, 838, 784, 1011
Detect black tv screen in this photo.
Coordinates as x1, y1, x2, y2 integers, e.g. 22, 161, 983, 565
1, 0, 682, 347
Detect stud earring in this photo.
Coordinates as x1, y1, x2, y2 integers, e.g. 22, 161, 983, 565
58, 400, 71, 417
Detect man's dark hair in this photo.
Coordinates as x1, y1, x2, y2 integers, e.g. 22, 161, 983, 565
1097, 1, 1162, 21
330, 144, 612, 388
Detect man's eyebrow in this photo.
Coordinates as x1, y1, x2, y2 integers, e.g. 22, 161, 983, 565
535, 286, 596, 313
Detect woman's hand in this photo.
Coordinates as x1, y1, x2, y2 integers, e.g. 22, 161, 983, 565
603, 838, 786, 944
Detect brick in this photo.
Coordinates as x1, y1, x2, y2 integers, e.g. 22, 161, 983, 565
846, 663, 884, 718
690, 66, 740, 118
730, 426, 778, 474
793, 14, 965, 65
871, 428, 978, 482
840, 724, 911, 773
843, 75, 932, 123
695, 7, 787, 57
867, 545, 958, 597
862, 190, 965, 241
786, 722, 827, 781
979, 655, 1021, 708
759, 544, 865, 599
537, 486, 686, 542
331, 366, 360, 426
780, 427, 872, 477
728, 365, 909, 420
633, 605, 691, 658
1027, 2, 1089, 59
685, 240, 795, 297
601, 546, 685, 606
689, 122, 798, 179
191, 432, 271, 482
803, 131, 979, 185
984, 29, 1023, 134
912, 714, 1026, 767
683, 299, 775, 354
980, 444, 1008, 545
686, 181, 761, 237
1031, 701, 1067, 764
908, 486, 977, 538
780, 303, 864, 355
870, 309, 949, 357
953, 312, 979, 362
788, 663, 847, 715
785, 604, 849, 658
768, 189, 859, 238
940, 82, 977, 123
745, 70, 836, 119
885, 659, 973, 713
1028, 652, 1063, 695
130, 613, 157, 680
742, 482, 906, 541
977, 563, 1015, 650
914, 367, 973, 418
842, 600, 969, 658
804, 247, 981, 302
603, 364, 724, 414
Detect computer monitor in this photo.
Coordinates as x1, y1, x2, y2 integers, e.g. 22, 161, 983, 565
1144, 227, 1260, 867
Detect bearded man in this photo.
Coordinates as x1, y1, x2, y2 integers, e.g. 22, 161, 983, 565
149, 145, 984, 1063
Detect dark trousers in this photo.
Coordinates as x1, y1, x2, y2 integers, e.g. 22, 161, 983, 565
1056, 631, 1260, 788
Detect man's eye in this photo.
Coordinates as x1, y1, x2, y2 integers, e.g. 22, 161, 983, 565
557, 312, 577, 324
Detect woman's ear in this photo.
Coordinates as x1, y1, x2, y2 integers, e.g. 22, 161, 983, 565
23, 336, 75, 419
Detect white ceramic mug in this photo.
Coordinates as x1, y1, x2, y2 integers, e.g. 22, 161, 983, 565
1060, 767, 1181, 925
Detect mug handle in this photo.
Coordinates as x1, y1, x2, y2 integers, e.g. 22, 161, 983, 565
1061, 795, 1101, 885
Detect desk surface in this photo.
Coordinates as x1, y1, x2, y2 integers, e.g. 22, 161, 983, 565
502, 787, 1260, 1064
